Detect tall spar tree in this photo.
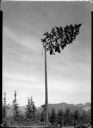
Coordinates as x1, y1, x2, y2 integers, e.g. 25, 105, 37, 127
41, 24, 82, 125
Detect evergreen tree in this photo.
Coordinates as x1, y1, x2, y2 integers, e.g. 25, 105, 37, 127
70, 112, 74, 126
64, 108, 71, 126
41, 24, 82, 55
36, 112, 41, 124
30, 96, 36, 121
56, 109, 63, 126
2, 92, 6, 119
40, 111, 45, 123
40, 105, 45, 123
74, 109, 80, 126
25, 96, 36, 123
25, 98, 32, 120
49, 108, 56, 125
81, 110, 87, 124
86, 110, 91, 124
2, 92, 8, 126
12, 90, 20, 125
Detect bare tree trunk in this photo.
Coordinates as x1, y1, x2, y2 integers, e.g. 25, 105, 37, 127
44, 47, 48, 125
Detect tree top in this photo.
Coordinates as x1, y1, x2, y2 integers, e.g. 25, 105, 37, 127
41, 24, 82, 55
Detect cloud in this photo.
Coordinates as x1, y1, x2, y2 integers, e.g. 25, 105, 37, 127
3, 72, 36, 82
4, 26, 41, 51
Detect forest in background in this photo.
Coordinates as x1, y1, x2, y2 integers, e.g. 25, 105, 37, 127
2, 91, 91, 127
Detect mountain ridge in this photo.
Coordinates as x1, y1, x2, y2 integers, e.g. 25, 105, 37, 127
6, 102, 91, 117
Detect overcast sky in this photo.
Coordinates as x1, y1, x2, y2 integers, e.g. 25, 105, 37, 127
2, 1, 92, 107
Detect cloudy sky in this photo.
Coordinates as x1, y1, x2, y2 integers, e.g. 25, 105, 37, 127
2, 1, 92, 107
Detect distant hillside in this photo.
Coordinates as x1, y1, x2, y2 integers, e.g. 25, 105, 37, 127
6, 102, 91, 117
6, 105, 26, 117
38, 102, 91, 113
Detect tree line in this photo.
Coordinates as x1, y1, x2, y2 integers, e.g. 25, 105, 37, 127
2, 91, 91, 127
48, 107, 91, 127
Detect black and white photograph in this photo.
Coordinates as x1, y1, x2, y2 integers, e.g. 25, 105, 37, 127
1, 0, 92, 127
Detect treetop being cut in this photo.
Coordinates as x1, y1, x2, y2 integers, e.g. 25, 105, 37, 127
41, 24, 82, 55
